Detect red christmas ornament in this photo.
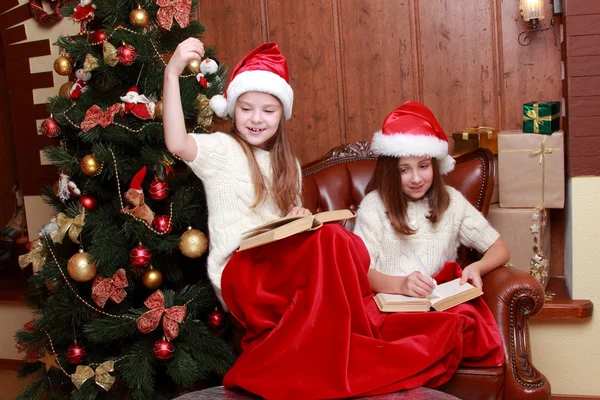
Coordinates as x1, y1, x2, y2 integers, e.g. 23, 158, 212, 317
40, 116, 61, 138
79, 195, 97, 211
152, 215, 172, 233
66, 341, 86, 364
90, 30, 106, 45
117, 44, 137, 65
153, 337, 174, 361
129, 244, 151, 267
208, 308, 225, 329
148, 178, 169, 201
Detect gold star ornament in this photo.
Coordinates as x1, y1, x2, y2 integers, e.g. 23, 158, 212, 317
38, 351, 60, 372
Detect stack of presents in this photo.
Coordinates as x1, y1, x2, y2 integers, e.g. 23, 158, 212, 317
452, 101, 563, 290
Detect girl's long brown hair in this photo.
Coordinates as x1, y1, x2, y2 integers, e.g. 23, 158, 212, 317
365, 156, 450, 235
230, 117, 300, 215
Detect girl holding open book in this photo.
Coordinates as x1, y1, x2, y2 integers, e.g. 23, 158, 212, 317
165, 41, 491, 399
354, 101, 509, 367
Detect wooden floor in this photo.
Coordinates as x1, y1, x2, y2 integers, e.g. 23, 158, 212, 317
0, 365, 36, 400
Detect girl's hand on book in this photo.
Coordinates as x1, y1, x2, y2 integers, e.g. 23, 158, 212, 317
460, 263, 483, 290
286, 206, 312, 217
166, 38, 205, 77
401, 272, 435, 298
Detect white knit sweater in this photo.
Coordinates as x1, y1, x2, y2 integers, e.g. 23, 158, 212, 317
185, 132, 294, 308
353, 186, 500, 277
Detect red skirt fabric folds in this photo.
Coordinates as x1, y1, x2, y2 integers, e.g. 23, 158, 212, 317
221, 224, 503, 399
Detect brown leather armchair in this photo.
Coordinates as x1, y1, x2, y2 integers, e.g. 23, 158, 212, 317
301, 142, 551, 400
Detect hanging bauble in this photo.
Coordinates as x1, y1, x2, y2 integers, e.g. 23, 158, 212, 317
148, 178, 169, 201
90, 30, 106, 45
129, 244, 151, 267
117, 43, 137, 66
179, 227, 208, 259
67, 249, 97, 282
80, 154, 102, 176
152, 215, 172, 233
152, 337, 174, 361
208, 307, 225, 329
154, 100, 163, 119
66, 340, 86, 364
186, 59, 201, 75
40, 116, 61, 138
129, 6, 149, 28
141, 266, 162, 289
59, 81, 74, 98
78, 195, 97, 211
53, 55, 72, 76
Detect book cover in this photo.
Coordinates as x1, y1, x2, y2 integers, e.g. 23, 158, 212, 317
373, 278, 483, 312
238, 209, 355, 251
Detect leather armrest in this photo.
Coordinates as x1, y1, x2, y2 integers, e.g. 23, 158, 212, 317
482, 266, 551, 400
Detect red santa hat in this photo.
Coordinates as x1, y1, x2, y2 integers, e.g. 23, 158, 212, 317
129, 166, 147, 193
209, 42, 294, 120
371, 101, 455, 175
126, 86, 139, 94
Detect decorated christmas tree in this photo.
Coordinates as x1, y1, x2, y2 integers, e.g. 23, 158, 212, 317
15, 1, 235, 398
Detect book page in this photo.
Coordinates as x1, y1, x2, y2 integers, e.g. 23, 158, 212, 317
429, 278, 482, 311
313, 209, 355, 224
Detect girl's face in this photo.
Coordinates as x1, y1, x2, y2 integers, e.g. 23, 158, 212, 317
398, 156, 434, 200
235, 91, 283, 150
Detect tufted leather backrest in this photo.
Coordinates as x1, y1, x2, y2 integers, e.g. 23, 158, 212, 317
301, 142, 495, 233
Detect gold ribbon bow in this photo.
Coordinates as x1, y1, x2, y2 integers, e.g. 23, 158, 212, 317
524, 103, 559, 133
530, 136, 553, 165
103, 41, 119, 67
18, 239, 47, 273
83, 53, 99, 72
53, 211, 85, 244
462, 125, 493, 140
195, 94, 214, 130
71, 360, 115, 391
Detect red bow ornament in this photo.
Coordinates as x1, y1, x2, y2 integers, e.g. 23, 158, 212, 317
81, 103, 122, 132
156, 0, 191, 30
136, 290, 186, 341
91, 268, 128, 308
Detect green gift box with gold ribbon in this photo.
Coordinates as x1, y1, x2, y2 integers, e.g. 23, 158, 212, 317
522, 101, 560, 134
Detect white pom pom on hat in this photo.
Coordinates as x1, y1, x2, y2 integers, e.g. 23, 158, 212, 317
371, 101, 455, 175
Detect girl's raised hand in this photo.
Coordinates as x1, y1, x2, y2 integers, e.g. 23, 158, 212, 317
286, 206, 312, 217
401, 271, 435, 298
165, 38, 205, 77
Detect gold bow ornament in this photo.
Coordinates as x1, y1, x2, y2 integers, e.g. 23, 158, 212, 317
53, 211, 85, 244
103, 41, 119, 67
71, 360, 115, 391
18, 239, 47, 273
83, 53, 99, 72
195, 94, 214, 130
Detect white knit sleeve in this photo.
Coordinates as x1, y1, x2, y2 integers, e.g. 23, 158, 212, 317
184, 132, 233, 179
353, 193, 384, 269
455, 190, 500, 254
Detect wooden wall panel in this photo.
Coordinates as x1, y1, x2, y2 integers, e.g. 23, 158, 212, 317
419, 0, 498, 133
338, 0, 417, 144
501, 0, 562, 130
264, 0, 343, 163
0, 35, 16, 226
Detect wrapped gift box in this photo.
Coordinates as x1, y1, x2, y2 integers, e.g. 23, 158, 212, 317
452, 126, 498, 156
523, 101, 560, 134
488, 205, 550, 289
498, 131, 564, 209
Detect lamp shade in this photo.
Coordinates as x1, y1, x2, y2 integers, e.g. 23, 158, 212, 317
520, 0, 545, 21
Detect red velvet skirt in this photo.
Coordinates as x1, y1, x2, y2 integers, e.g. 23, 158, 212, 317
221, 224, 503, 399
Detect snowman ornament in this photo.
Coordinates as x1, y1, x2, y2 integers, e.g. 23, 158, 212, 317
196, 58, 218, 88
70, 67, 92, 100
120, 86, 155, 120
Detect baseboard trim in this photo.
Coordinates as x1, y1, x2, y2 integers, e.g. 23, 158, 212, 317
552, 395, 600, 400
0, 358, 23, 370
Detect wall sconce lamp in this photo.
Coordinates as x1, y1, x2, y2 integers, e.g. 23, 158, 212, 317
518, 0, 561, 46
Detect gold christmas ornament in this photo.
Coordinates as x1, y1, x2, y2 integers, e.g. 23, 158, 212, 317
59, 81, 73, 98
129, 6, 149, 28
38, 351, 60, 372
187, 59, 201, 75
54, 211, 85, 244
83, 53, 99, 72
71, 360, 115, 391
80, 154, 103, 176
54, 55, 72, 76
195, 94, 214, 130
154, 100, 163, 119
141, 266, 162, 289
18, 239, 47, 274
179, 227, 208, 258
67, 249, 97, 282
103, 41, 119, 67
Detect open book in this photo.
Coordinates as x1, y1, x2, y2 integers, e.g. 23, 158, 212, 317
238, 209, 355, 251
373, 278, 483, 312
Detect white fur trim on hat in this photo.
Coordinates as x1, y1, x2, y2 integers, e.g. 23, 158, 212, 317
371, 131, 455, 174
225, 70, 294, 120
209, 94, 228, 118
